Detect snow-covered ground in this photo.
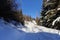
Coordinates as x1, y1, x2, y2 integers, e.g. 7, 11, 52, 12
0, 19, 60, 40
19, 20, 60, 35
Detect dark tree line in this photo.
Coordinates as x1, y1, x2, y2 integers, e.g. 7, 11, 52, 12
40, 0, 60, 30
0, 0, 24, 25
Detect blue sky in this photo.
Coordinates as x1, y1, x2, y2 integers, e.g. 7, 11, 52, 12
16, 0, 43, 18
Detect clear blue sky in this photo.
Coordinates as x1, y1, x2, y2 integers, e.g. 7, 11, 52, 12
16, 0, 43, 18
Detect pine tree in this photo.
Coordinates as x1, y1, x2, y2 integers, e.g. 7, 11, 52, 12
0, 0, 15, 21
0, 0, 24, 25
14, 10, 24, 25
35, 17, 40, 25
40, 0, 60, 30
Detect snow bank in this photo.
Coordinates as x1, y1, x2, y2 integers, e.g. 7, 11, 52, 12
0, 18, 60, 35
20, 21, 39, 33
19, 20, 60, 35
0, 18, 60, 40
0, 18, 24, 31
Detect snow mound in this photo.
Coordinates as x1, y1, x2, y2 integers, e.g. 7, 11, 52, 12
0, 19, 60, 40
18, 20, 60, 35
0, 18, 24, 31
0, 18, 60, 35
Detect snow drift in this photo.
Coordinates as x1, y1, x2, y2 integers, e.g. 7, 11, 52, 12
0, 19, 60, 40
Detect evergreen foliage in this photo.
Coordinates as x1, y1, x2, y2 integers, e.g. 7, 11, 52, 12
0, 0, 24, 25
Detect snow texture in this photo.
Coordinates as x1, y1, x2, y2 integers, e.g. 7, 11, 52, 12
57, 8, 60, 10
0, 19, 60, 40
19, 20, 60, 35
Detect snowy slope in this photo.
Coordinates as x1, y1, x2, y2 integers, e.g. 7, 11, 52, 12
19, 20, 60, 35
0, 19, 60, 40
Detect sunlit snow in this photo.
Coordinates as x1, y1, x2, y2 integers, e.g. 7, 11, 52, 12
0, 19, 60, 40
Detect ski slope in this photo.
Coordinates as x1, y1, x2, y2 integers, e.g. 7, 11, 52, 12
0, 19, 60, 40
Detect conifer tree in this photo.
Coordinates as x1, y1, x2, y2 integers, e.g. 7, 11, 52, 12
0, 0, 24, 25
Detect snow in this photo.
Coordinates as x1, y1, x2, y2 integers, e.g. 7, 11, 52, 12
19, 21, 60, 35
52, 17, 60, 26
57, 8, 60, 10
47, 0, 50, 2
0, 19, 60, 40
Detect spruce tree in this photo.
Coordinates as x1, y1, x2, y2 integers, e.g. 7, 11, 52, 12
0, 0, 24, 25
